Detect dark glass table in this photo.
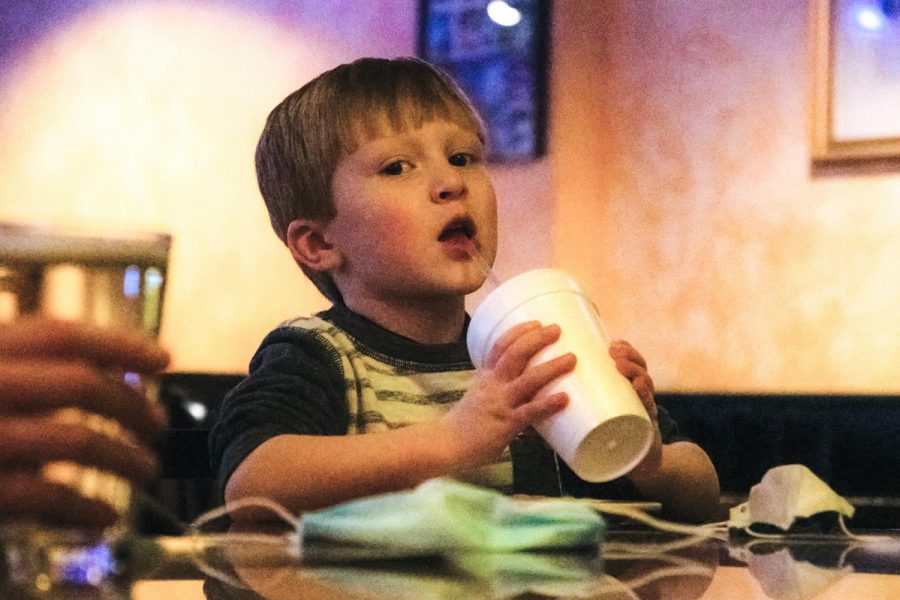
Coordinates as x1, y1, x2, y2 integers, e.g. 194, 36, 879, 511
6, 524, 897, 599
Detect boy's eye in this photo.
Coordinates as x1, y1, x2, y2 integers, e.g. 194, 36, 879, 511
381, 161, 407, 176
449, 152, 473, 167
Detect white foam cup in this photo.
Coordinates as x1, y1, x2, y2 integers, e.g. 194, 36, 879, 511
467, 268, 653, 482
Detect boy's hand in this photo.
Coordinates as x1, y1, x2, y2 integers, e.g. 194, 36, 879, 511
609, 340, 663, 480
441, 322, 576, 469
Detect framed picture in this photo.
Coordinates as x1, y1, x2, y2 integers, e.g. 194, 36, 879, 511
418, 0, 550, 163
812, 0, 900, 162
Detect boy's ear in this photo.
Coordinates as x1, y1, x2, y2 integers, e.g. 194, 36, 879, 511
285, 219, 342, 273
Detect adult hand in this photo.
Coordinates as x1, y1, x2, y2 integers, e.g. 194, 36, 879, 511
0, 318, 169, 528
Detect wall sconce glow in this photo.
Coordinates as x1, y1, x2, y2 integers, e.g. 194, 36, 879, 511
487, 0, 522, 27
853, 6, 886, 32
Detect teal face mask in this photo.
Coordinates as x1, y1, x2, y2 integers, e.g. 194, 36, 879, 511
173, 477, 605, 591
301, 478, 605, 557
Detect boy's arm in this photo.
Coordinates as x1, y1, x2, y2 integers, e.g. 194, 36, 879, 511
627, 439, 720, 524
225, 423, 459, 512
225, 322, 576, 514
610, 340, 721, 523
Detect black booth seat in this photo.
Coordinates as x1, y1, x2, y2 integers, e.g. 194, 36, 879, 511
149, 373, 900, 531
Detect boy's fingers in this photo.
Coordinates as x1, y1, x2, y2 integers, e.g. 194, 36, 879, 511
508, 353, 576, 405
0, 318, 170, 373
484, 321, 541, 369
515, 392, 569, 424
609, 340, 647, 370
492, 325, 561, 378
612, 357, 656, 415
632, 377, 657, 418
632, 372, 655, 399
613, 355, 653, 388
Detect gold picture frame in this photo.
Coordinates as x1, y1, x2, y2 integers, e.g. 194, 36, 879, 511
812, 0, 900, 162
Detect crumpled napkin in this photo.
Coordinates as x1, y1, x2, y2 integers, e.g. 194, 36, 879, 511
301, 478, 605, 556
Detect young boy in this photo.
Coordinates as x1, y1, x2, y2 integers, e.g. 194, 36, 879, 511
210, 57, 719, 523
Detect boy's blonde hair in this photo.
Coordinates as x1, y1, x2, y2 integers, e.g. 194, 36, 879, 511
255, 57, 486, 303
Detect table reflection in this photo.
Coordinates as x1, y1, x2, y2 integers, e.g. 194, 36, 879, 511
725, 535, 900, 599
4, 526, 900, 599
194, 528, 721, 600
193, 530, 900, 600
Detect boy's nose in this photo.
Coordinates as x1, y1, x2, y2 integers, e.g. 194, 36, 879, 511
432, 168, 466, 203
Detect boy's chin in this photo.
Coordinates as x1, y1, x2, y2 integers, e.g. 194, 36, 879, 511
428, 278, 485, 300
460, 271, 493, 295
437, 279, 483, 297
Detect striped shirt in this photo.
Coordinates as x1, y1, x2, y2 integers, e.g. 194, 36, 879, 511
210, 303, 514, 494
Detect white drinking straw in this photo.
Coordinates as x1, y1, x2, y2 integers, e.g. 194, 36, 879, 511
467, 244, 502, 290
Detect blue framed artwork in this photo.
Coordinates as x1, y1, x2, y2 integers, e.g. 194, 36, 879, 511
418, 0, 550, 163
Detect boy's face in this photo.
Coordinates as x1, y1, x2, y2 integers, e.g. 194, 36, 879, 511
324, 117, 498, 306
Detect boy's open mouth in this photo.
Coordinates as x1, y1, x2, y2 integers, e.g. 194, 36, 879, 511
438, 216, 476, 243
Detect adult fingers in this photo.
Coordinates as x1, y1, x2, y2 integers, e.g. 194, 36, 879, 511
0, 317, 169, 373
0, 472, 118, 530
0, 417, 159, 484
0, 359, 167, 442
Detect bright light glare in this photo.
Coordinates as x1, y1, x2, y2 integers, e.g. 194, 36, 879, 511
184, 400, 208, 422
854, 6, 885, 32
487, 0, 522, 27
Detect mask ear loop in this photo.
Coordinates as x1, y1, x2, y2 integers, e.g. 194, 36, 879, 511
838, 513, 896, 543
605, 533, 721, 556
740, 527, 791, 539
618, 554, 717, 591
578, 501, 728, 537
595, 574, 641, 600
190, 496, 300, 534
738, 513, 891, 542
527, 496, 728, 555
156, 497, 303, 591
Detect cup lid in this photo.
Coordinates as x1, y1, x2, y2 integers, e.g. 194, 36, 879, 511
467, 268, 587, 368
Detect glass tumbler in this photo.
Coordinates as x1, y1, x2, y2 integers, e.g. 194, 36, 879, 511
0, 221, 170, 596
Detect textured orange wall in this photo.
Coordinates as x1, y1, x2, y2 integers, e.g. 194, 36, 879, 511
3, 1, 897, 388
0, 1, 550, 372
549, 1, 900, 392
0, 2, 421, 372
